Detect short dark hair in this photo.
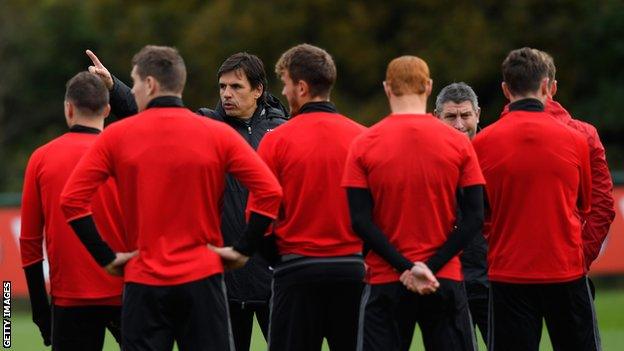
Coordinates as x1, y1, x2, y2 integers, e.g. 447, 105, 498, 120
534, 49, 556, 83
218, 52, 267, 96
435, 82, 479, 114
502, 47, 549, 96
275, 44, 336, 99
131, 45, 186, 94
65, 71, 109, 115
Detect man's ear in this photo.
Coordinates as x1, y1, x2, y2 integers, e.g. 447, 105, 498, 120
383, 81, 392, 100
297, 79, 309, 98
65, 101, 74, 119
64, 100, 73, 127
501, 82, 512, 101
425, 79, 433, 97
539, 77, 550, 98
550, 79, 558, 98
146, 76, 159, 96
102, 104, 111, 119
253, 84, 264, 100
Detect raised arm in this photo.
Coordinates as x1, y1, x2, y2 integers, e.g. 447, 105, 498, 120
86, 49, 137, 118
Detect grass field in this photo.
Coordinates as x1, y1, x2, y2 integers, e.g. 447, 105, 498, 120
7, 289, 624, 350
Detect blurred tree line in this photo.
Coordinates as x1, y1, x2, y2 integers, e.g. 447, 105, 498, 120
1, 0, 623, 192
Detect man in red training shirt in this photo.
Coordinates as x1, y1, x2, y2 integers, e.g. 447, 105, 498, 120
60, 45, 283, 351
538, 50, 615, 274
498, 49, 616, 300
215, 44, 367, 351
343, 56, 485, 351
472, 47, 596, 351
20, 72, 128, 350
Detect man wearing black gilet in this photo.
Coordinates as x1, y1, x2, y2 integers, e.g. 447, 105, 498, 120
85, 50, 288, 351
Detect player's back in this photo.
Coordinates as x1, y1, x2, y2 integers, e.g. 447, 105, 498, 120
100, 107, 252, 285
21, 131, 126, 304
473, 108, 590, 283
258, 111, 365, 257
346, 113, 482, 283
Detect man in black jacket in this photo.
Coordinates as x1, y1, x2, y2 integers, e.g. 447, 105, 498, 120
86, 50, 288, 351
434, 82, 489, 344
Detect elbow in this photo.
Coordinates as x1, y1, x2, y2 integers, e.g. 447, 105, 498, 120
475, 211, 485, 230
608, 207, 616, 222
464, 211, 484, 237
58, 193, 72, 218
58, 193, 89, 222
472, 214, 485, 236
267, 184, 283, 203
275, 185, 284, 201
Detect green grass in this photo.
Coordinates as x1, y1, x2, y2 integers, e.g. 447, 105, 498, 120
7, 290, 624, 350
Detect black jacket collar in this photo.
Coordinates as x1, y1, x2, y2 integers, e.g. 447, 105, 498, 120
297, 101, 337, 116
146, 96, 184, 109
69, 125, 101, 134
508, 98, 544, 112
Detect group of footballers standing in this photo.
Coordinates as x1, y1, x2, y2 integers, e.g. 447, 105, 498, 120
19, 42, 615, 351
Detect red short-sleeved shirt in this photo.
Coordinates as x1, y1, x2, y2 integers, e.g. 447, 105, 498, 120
252, 111, 366, 256
473, 108, 591, 283
342, 114, 485, 284
20, 131, 128, 306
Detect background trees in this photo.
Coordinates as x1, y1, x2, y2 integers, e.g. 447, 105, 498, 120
1, 0, 623, 192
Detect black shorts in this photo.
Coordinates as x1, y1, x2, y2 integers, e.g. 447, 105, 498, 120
489, 276, 601, 351
358, 279, 476, 351
122, 274, 234, 351
52, 304, 121, 351
268, 256, 365, 351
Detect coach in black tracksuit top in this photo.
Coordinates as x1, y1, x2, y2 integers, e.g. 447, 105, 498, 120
434, 82, 489, 343
89, 51, 288, 351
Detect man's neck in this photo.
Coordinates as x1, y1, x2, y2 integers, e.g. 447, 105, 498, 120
153, 91, 182, 99
307, 96, 328, 104
508, 93, 545, 104
389, 94, 427, 114
299, 96, 329, 107
71, 117, 104, 131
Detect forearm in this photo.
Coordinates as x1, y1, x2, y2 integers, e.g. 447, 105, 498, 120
347, 188, 413, 272
426, 185, 484, 273
68, 215, 116, 266
233, 212, 274, 256
110, 75, 138, 118
23, 262, 50, 317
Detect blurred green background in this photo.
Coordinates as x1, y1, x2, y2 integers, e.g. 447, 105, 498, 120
1, 0, 623, 192
2, 1, 623, 349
